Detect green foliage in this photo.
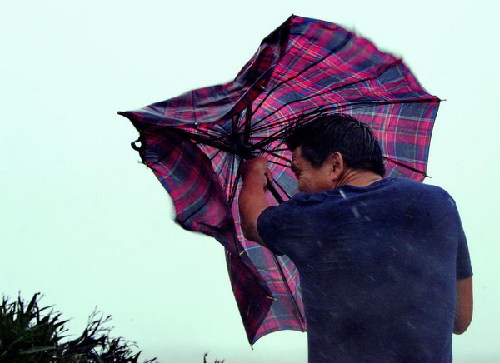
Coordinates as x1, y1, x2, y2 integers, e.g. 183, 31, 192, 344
203, 353, 225, 363
0, 293, 156, 362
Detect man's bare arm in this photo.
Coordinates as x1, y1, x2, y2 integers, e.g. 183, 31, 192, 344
454, 277, 473, 334
238, 157, 270, 245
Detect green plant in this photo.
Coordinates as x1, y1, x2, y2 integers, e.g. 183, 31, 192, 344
0, 293, 156, 362
203, 353, 225, 363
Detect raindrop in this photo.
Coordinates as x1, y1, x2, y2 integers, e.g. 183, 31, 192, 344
351, 206, 361, 218
406, 321, 417, 329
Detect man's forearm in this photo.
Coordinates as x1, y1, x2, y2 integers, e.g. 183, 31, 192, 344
454, 277, 473, 334
238, 174, 269, 244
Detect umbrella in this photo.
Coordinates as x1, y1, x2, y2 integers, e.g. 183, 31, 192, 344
118, 15, 441, 344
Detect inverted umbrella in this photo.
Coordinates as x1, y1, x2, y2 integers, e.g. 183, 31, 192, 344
118, 15, 441, 344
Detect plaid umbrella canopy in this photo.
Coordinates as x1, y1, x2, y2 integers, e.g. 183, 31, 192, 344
118, 15, 441, 344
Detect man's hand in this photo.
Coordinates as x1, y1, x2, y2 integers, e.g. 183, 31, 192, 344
240, 156, 272, 189
238, 157, 272, 245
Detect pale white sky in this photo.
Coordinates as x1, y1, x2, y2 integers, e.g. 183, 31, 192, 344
1, 1, 499, 362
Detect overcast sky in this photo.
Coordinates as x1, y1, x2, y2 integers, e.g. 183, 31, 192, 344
1, 1, 499, 362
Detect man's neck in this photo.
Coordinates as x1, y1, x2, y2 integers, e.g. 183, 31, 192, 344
335, 169, 383, 188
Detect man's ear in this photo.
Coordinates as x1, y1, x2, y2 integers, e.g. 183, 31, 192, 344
329, 152, 345, 180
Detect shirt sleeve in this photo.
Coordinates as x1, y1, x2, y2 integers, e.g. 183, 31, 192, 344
257, 205, 290, 256
434, 191, 472, 280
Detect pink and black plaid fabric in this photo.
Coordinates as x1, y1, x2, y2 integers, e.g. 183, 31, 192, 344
118, 15, 440, 344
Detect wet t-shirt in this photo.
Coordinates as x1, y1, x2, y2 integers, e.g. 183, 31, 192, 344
257, 177, 472, 363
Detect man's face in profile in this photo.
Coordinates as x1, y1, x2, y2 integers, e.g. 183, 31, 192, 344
291, 146, 333, 193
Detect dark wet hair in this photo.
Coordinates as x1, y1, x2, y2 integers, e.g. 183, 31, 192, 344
285, 113, 386, 176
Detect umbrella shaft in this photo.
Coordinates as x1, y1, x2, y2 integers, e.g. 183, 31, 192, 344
267, 181, 283, 204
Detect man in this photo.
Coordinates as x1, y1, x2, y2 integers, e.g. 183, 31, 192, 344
238, 114, 472, 362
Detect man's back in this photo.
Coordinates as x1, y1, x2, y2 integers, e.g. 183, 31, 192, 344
258, 177, 472, 362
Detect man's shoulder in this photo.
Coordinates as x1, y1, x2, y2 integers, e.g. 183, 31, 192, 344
383, 178, 459, 216
279, 178, 455, 210
383, 177, 450, 198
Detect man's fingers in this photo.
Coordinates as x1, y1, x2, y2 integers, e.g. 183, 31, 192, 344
241, 157, 269, 176
265, 170, 273, 186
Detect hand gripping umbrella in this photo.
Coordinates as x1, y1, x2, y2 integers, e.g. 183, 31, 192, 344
118, 15, 441, 344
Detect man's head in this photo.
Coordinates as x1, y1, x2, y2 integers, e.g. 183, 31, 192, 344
285, 113, 386, 192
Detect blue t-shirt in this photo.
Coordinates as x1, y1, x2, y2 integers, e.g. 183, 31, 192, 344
257, 177, 472, 363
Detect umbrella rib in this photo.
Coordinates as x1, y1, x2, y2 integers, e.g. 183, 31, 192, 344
258, 149, 291, 166
228, 155, 242, 206
176, 127, 234, 153
336, 97, 441, 109
208, 148, 223, 162
250, 127, 291, 150
264, 147, 289, 152
250, 97, 439, 135
384, 157, 428, 177
250, 106, 335, 134
243, 105, 253, 144
191, 127, 229, 145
